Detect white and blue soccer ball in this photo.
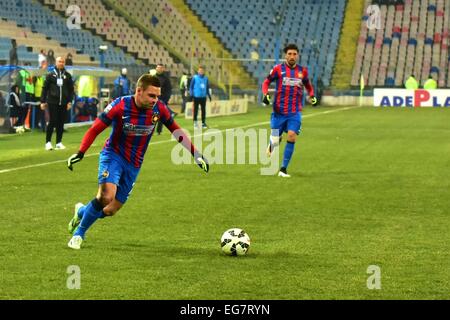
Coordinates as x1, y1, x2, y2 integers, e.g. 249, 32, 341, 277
220, 228, 251, 256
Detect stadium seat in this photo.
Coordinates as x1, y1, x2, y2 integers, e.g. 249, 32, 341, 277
351, 0, 449, 86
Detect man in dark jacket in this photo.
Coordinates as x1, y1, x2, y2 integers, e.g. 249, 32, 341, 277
153, 63, 175, 135
40, 56, 74, 150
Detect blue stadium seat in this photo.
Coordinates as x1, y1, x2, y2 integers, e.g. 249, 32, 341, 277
185, 0, 346, 84
0, 0, 137, 67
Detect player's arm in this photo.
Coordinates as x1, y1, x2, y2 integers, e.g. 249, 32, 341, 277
262, 66, 279, 105
164, 118, 209, 173
67, 98, 121, 171
302, 68, 317, 106
67, 118, 108, 171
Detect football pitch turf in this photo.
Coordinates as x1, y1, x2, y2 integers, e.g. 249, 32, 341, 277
0, 105, 449, 299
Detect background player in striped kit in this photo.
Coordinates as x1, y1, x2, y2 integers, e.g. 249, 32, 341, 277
262, 43, 317, 177
66, 74, 209, 249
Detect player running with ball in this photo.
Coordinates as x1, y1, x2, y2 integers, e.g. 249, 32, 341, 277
66, 74, 209, 249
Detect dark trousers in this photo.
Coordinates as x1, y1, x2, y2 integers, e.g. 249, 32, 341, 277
193, 97, 206, 124
17, 106, 28, 126
46, 104, 67, 144
180, 90, 187, 113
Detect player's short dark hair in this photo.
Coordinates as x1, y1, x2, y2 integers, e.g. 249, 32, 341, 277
284, 43, 299, 53
136, 74, 160, 90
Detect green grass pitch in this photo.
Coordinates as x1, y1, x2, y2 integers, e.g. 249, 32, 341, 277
0, 105, 449, 299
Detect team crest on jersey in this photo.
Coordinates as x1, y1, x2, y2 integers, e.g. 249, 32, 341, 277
152, 112, 160, 124
102, 170, 109, 178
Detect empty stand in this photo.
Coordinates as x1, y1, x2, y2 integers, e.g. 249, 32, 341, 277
0, 0, 137, 67
184, 0, 346, 87
351, 0, 450, 87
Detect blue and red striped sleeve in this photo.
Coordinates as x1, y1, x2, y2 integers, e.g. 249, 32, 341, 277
99, 97, 123, 125
302, 67, 315, 97
78, 98, 124, 153
158, 101, 174, 127
262, 64, 280, 95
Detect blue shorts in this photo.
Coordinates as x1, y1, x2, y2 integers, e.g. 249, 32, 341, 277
98, 150, 140, 204
270, 112, 302, 136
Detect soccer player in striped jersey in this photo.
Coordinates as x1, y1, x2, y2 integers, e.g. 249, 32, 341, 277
262, 43, 317, 178
66, 74, 209, 249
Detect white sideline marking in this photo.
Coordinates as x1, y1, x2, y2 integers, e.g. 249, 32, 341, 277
0, 106, 358, 174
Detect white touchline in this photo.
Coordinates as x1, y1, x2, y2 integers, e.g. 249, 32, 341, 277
0, 106, 359, 174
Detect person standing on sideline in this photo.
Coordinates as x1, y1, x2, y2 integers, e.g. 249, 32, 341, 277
404, 74, 419, 90
423, 75, 437, 90
189, 66, 211, 129
34, 60, 48, 131
113, 68, 131, 99
8, 85, 21, 130
154, 63, 174, 135
40, 56, 74, 150
65, 74, 209, 250
16, 63, 36, 129
262, 43, 317, 178
179, 71, 190, 114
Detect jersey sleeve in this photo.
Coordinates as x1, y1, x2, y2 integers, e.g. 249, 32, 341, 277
267, 65, 280, 82
302, 67, 315, 97
79, 118, 108, 153
159, 102, 174, 127
262, 65, 279, 95
98, 97, 123, 125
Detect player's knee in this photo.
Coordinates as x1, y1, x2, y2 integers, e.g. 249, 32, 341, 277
287, 132, 297, 142
98, 193, 114, 208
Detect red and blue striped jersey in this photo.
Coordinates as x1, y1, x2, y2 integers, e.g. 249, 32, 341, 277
262, 63, 314, 115
98, 96, 173, 168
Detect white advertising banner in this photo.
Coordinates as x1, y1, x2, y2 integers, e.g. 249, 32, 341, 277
185, 99, 248, 119
374, 89, 450, 107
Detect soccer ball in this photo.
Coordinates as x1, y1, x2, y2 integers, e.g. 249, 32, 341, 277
220, 228, 251, 256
